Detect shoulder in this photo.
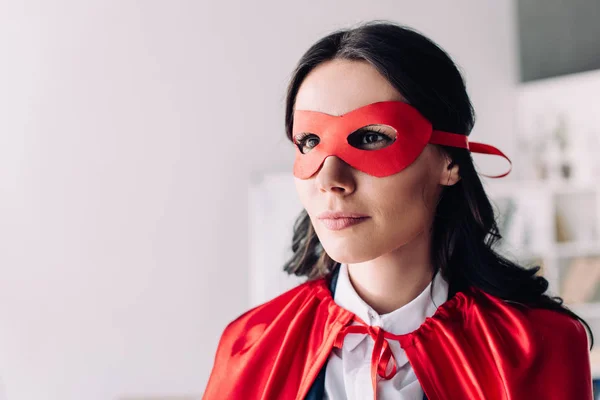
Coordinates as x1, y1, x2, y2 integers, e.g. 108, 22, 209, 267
466, 288, 589, 352
216, 277, 330, 349
204, 276, 350, 397
465, 289, 592, 396
407, 288, 592, 398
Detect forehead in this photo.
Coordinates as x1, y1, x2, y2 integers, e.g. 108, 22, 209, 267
294, 59, 405, 116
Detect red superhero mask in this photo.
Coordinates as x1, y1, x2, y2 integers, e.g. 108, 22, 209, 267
292, 101, 511, 179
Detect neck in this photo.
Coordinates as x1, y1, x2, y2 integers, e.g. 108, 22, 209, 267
346, 231, 435, 315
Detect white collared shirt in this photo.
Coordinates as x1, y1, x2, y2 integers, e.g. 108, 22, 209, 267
324, 264, 449, 400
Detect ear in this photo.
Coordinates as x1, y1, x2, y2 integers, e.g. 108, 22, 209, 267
440, 156, 461, 186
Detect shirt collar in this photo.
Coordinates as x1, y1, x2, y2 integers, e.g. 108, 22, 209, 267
333, 263, 450, 350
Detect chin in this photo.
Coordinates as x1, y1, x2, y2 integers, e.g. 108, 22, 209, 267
319, 232, 416, 265
321, 244, 383, 265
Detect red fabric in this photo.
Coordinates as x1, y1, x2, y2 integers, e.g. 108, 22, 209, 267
204, 278, 592, 400
292, 101, 511, 179
429, 131, 512, 178
333, 317, 407, 399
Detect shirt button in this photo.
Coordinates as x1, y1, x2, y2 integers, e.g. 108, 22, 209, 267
368, 309, 377, 322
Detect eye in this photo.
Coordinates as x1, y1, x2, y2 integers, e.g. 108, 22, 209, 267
362, 132, 386, 144
294, 132, 320, 154
347, 125, 396, 150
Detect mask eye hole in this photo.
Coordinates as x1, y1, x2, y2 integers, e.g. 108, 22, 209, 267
293, 132, 320, 154
347, 124, 397, 150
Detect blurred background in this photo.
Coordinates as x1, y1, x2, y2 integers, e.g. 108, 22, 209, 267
1, 0, 599, 399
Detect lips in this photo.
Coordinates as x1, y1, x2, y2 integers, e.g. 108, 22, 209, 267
317, 211, 370, 219
319, 217, 369, 231
317, 211, 370, 231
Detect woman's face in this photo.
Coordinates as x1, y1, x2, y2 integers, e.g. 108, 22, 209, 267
293, 59, 453, 264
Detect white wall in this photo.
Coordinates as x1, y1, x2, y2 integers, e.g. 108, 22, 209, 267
516, 69, 600, 183
0, 1, 518, 399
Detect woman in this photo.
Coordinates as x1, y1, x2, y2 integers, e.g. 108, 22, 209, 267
204, 21, 593, 400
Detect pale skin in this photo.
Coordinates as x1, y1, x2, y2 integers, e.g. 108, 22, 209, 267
293, 59, 461, 315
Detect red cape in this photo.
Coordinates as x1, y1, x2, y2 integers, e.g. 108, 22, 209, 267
204, 277, 592, 399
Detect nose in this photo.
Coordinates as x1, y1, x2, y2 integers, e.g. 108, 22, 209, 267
315, 156, 356, 195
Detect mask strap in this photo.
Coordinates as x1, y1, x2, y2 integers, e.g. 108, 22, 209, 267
429, 130, 512, 179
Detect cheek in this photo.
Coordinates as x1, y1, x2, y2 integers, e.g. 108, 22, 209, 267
294, 178, 315, 212
372, 168, 438, 224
